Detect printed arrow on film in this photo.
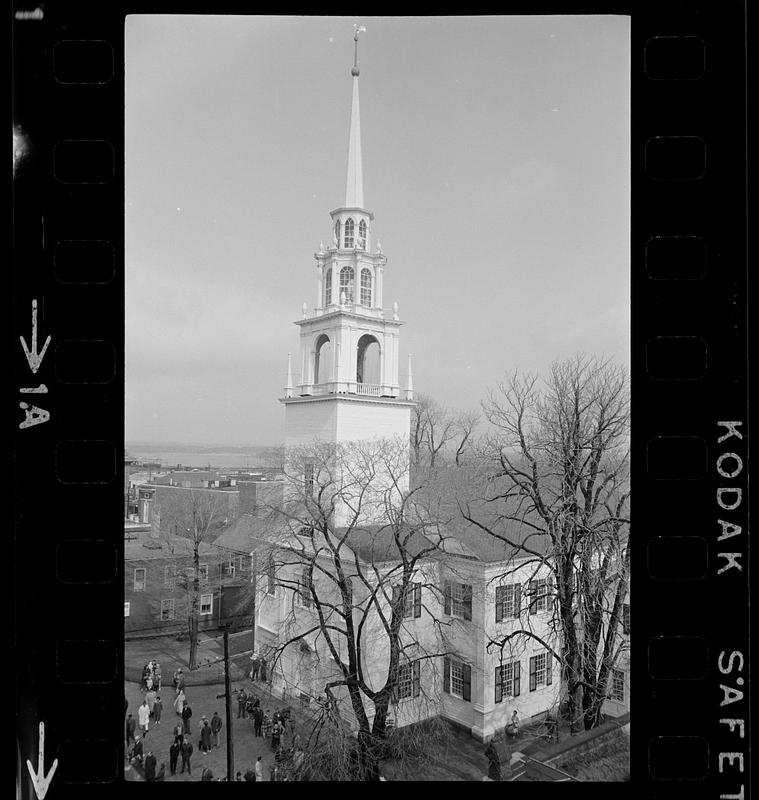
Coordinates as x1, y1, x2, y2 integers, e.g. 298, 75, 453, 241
26, 722, 58, 800
19, 299, 51, 374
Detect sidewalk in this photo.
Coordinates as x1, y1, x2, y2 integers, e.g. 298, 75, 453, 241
125, 630, 256, 686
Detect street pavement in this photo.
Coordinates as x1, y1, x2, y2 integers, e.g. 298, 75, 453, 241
125, 664, 295, 781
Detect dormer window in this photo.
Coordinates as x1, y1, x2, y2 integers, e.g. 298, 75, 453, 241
339, 266, 355, 303
357, 219, 367, 250
324, 267, 332, 306
344, 218, 355, 249
360, 268, 372, 307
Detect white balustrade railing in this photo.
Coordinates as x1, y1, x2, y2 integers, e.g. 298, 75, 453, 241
355, 383, 381, 396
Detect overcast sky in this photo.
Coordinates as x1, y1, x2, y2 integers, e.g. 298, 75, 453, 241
126, 15, 630, 446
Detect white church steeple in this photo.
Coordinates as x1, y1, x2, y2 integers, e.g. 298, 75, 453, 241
281, 28, 415, 514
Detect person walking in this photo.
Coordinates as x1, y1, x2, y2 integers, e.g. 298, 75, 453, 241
199, 717, 212, 754
259, 656, 267, 683
237, 688, 247, 719
271, 719, 282, 752
255, 756, 263, 782
137, 699, 150, 737
173, 689, 186, 716
180, 736, 193, 775
262, 710, 272, 739
153, 695, 163, 725
181, 701, 193, 735
253, 706, 263, 738
175, 669, 186, 695
125, 714, 136, 749
131, 736, 144, 765
210, 712, 222, 748
249, 652, 260, 682
172, 720, 184, 745
146, 687, 157, 718
153, 661, 162, 691
144, 750, 157, 782
169, 739, 180, 776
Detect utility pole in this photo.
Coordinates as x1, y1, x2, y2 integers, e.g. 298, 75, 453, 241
217, 626, 234, 781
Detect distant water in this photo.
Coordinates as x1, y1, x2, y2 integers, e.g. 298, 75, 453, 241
129, 450, 274, 470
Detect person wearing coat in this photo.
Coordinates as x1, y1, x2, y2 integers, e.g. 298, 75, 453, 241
237, 688, 247, 719
153, 696, 163, 725
144, 751, 157, 781
210, 712, 222, 748
199, 718, 212, 753
253, 706, 263, 738
125, 714, 137, 748
180, 737, 193, 775
181, 702, 193, 735
137, 700, 150, 736
169, 740, 180, 776
172, 720, 184, 745
173, 690, 186, 715
131, 736, 144, 764
201, 767, 215, 781
145, 688, 157, 717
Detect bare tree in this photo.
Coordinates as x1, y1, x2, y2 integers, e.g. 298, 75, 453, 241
460, 355, 630, 732
410, 393, 480, 476
257, 437, 455, 780
162, 489, 231, 669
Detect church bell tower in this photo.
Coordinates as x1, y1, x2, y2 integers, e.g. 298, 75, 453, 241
281, 27, 415, 497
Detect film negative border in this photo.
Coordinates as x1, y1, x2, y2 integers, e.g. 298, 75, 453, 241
13, 1, 125, 796
634, 6, 748, 800
12, 2, 748, 797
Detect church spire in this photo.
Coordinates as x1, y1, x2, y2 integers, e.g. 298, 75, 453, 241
345, 25, 366, 209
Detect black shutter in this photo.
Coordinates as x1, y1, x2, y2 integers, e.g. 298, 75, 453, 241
462, 663, 471, 702
462, 584, 472, 621
413, 584, 422, 618
528, 580, 537, 615
546, 653, 553, 686
529, 656, 537, 692
443, 580, 451, 616
443, 657, 450, 694
513, 583, 522, 618
494, 667, 503, 704
495, 586, 504, 623
514, 661, 521, 697
412, 662, 420, 697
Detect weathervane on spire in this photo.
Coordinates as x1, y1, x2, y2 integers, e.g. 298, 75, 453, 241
352, 24, 366, 77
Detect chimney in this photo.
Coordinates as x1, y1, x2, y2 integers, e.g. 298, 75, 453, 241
237, 481, 258, 516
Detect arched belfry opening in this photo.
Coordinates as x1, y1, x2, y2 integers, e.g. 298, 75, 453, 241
314, 334, 333, 386
356, 333, 381, 385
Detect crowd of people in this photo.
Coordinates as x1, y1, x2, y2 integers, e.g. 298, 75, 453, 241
126, 652, 303, 782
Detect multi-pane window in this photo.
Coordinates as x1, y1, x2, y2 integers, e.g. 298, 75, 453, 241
221, 557, 242, 578
266, 554, 276, 596
360, 268, 372, 307
324, 267, 332, 306
164, 565, 175, 589
443, 657, 471, 701
133, 568, 146, 591
297, 568, 313, 609
622, 603, 630, 635
304, 462, 314, 497
494, 660, 521, 703
339, 266, 355, 303
495, 583, 521, 622
160, 599, 175, 621
528, 577, 554, 614
357, 219, 367, 250
392, 582, 422, 619
200, 593, 213, 615
124, 602, 131, 617
395, 661, 421, 700
344, 218, 354, 248
529, 651, 553, 691
444, 580, 472, 621
610, 668, 625, 702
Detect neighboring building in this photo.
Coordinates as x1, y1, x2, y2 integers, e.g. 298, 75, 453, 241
124, 525, 254, 638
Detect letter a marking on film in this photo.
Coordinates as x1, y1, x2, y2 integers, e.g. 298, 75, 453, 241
26, 722, 58, 800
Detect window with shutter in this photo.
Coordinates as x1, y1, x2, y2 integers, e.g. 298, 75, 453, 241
462, 664, 471, 701
529, 652, 550, 690
445, 657, 471, 702
495, 583, 521, 622
529, 656, 537, 692
446, 581, 473, 620
495, 660, 521, 702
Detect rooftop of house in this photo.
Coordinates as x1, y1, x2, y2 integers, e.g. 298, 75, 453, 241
124, 532, 219, 561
